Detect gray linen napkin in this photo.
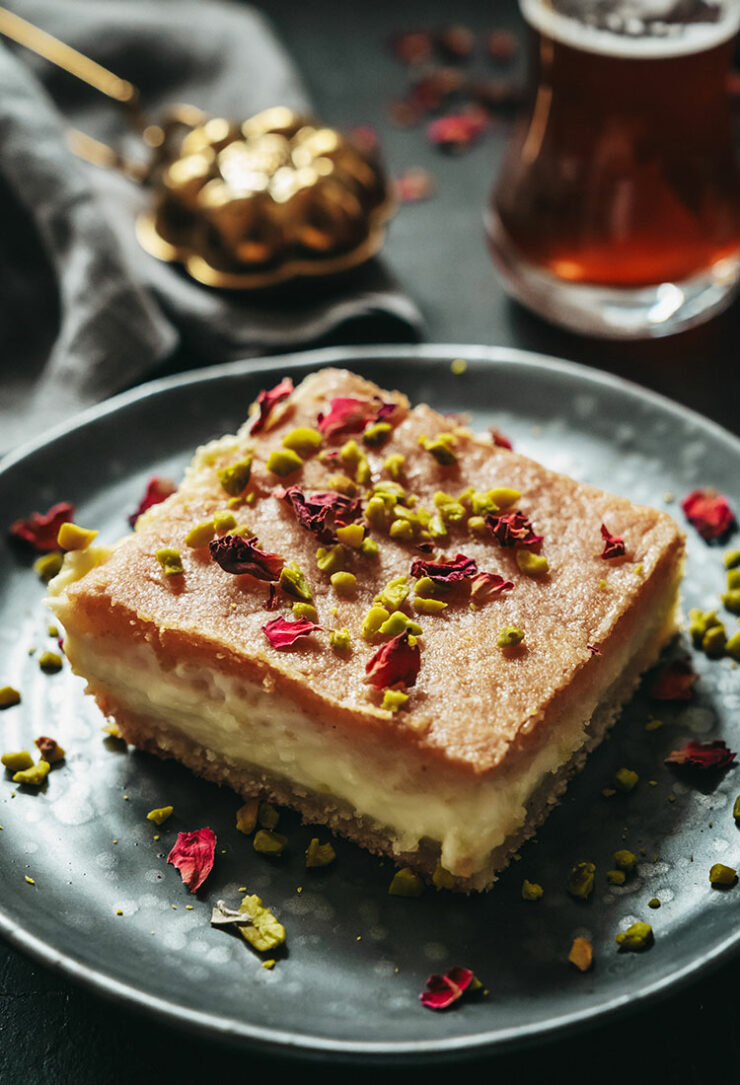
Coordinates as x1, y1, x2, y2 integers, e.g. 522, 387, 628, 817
0, 0, 421, 452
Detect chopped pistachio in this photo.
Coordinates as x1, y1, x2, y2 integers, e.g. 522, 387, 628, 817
412, 597, 448, 615
724, 549, 740, 570
362, 606, 390, 640
389, 519, 414, 541
433, 491, 466, 523
328, 473, 359, 497
488, 487, 521, 509
259, 803, 280, 830
379, 613, 422, 637
33, 551, 63, 583
238, 894, 286, 952
648, 897, 661, 908
606, 869, 626, 885
727, 569, 740, 591
721, 589, 740, 615
388, 867, 424, 897
12, 759, 50, 786
360, 536, 379, 558
726, 631, 740, 662
616, 921, 653, 951
497, 626, 524, 649
316, 544, 346, 574
372, 479, 406, 502
218, 455, 253, 496
0, 687, 21, 710
212, 511, 237, 533
522, 879, 544, 901
703, 624, 728, 658
644, 718, 663, 731
266, 449, 303, 477
598, 578, 607, 591
57, 522, 98, 551
382, 689, 410, 713
336, 523, 365, 548
613, 849, 637, 873
305, 838, 336, 868
253, 829, 287, 856
147, 806, 173, 826
363, 422, 392, 447
413, 576, 436, 598
281, 427, 322, 454
279, 560, 312, 601
432, 861, 455, 890
262, 958, 276, 970
185, 520, 216, 548
567, 861, 595, 900
375, 575, 409, 612
331, 571, 357, 596
384, 453, 405, 480
2, 751, 34, 772
364, 496, 389, 531
614, 768, 639, 793
292, 602, 319, 622
709, 863, 737, 887
450, 358, 467, 375
419, 433, 457, 465
568, 937, 594, 972
38, 651, 63, 673
339, 439, 362, 466
467, 515, 488, 536
236, 799, 259, 835
516, 550, 549, 578
329, 627, 350, 651
733, 795, 740, 822
355, 454, 371, 486
155, 548, 184, 577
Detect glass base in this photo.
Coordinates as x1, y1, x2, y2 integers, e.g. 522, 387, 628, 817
486, 210, 740, 339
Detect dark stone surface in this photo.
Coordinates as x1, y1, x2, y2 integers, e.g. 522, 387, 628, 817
1, 1, 738, 1082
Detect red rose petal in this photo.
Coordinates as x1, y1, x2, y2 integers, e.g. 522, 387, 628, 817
9, 501, 75, 552
681, 489, 736, 541
394, 167, 436, 203
209, 535, 284, 580
317, 396, 397, 439
128, 477, 176, 528
365, 631, 420, 690
419, 966, 476, 1011
486, 510, 542, 549
167, 828, 216, 893
249, 377, 294, 436
263, 616, 320, 649
650, 659, 698, 701
281, 487, 361, 544
587, 644, 601, 656
489, 426, 513, 450
410, 553, 478, 584
600, 523, 626, 560
469, 571, 514, 604
388, 29, 434, 65
427, 108, 489, 152
665, 740, 736, 772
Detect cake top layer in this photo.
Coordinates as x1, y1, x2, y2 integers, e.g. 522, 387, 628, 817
57, 368, 684, 774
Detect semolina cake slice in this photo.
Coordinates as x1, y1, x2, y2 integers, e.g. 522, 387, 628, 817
48, 367, 685, 891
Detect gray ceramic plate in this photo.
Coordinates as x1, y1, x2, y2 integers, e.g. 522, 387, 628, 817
1, 345, 739, 1060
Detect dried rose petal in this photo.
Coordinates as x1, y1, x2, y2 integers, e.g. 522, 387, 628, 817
317, 396, 396, 439
486, 29, 518, 61
394, 167, 436, 203
263, 616, 320, 649
209, 535, 284, 580
409, 67, 464, 112
649, 659, 698, 701
665, 740, 736, 772
469, 571, 514, 604
681, 489, 736, 541
437, 25, 475, 61
128, 477, 176, 528
489, 426, 513, 450
419, 966, 475, 1011
365, 631, 420, 690
486, 510, 542, 549
281, 487, 361, 543
249, 377, 294, 436
600, 523, 626, 559
349, 125, 379, 153
9, 501, 75, 552
427, 108, 489, 153
389, 29, 434, 65
410, 553, 478, 584
167, 828, 216, 893
587, 644, 601, 656
263, 582, 280, 611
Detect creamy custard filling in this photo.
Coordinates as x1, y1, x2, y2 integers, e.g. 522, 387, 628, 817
58, 596, 677, 880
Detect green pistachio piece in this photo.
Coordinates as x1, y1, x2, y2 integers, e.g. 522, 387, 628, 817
516, 551, 549, 577
266, 449, 303, 477
281, 427, 322, 454
328, 473, 359, 497
339, 439, 362, 466
382, 689, 409, 712
606, 869, 626, 885
253, 829, 287, 856
724, 549, 740, 569
355, 454, 371, 486
305, 838, 336, 868
613, 849, 637, 873
329, 627, 350, 651
721, 589, 740, 615
703, 624, 727, 658
648, 897, 661, 909
388, 867, 424, 897
467, 515, 488, 536
414, 576, 437, 598
726, 630, 740, 662
470, 491, 498, 515
419, 433, 457, 465
433, 491, 466, 522
362, 606, 390, 640
616, 921, 653, 951
709, 862, 737, 887
12, 759, 51, 786
33, 551, 64, 583
57, 522, 99, 551
487, 487, 521, 509
336, 523, 365, 548
156, 548, 184, 577
567, 861, 595, 900
38, 651, 63, 673
218, 455, 253, 496
147, 806, 173, 826
428, 514, 447, 538
373, 480, 406, 502
727, 569, 740, 591
389, 520, 414, 541
614, 768, 639, 793
733, 795, 740, 821
279, 560, 312, 601
1, 750, 34, 772
212, 511, 237, 533
316, 544, 346, 574
363, 422, 392, 447
238, 894, 286, 952
497, 626, 524, 648
375, 576, 409, 612
413, 597, 448, 615
331, 571, 357, 596
236, 799, 259, 835
258, 803, 280, 830
360, 537, 379, 558
292, 602, 319, 622
365, 496, 389, 530
688, 608, 722, 647
384, 453, 405, 480
378, 613, 422, 637
0, 687, 21, 710
521, 879, 544, 901
185, 520, 216, 548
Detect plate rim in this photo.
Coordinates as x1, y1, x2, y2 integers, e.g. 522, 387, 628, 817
2, 342, 740, 1060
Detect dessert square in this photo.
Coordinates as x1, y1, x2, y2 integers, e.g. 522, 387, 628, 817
49, 368, 684, 891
